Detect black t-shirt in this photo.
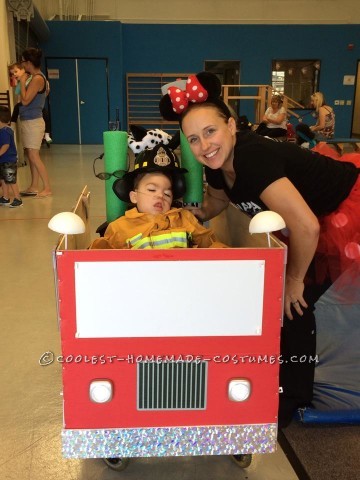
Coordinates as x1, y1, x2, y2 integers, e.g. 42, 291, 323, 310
205, 131, 359, 217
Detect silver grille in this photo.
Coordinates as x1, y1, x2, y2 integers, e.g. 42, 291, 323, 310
137, 361, 208, 410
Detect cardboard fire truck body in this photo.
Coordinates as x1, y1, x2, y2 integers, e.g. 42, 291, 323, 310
54, 188, 286, 459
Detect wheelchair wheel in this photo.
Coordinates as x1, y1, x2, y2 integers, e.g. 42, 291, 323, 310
231, 454, 252, 468
103, 457, 130, 471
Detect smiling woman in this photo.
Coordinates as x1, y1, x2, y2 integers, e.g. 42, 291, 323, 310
181, 104, 237, 173
160, 71, 360, 426
160, 71, 360, 319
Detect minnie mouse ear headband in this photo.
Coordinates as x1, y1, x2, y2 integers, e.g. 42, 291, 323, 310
113, 143, 188, 202
159, 71, 230, 122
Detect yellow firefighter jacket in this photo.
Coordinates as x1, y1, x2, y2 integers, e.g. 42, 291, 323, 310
90, 207, 227, 249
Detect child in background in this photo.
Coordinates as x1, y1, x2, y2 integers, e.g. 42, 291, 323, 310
0, 106, 22, 207
90, 144, 227, 249
8, 62, 31, 125
8, 62, 52, 144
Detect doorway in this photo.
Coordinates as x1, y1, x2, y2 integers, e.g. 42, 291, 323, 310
45, 57, 109, 144
204, 60, 240, 114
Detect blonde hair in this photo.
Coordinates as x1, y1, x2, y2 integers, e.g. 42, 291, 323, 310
311, 92, 326, 112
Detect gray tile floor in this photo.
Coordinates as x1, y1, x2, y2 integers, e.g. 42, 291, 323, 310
0, 145, 298, 480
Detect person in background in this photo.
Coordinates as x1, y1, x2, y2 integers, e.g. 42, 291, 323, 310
8, 62, 52, 146
310, 91, 335, 139
18, 48, 52, 198
42, 107, 52, 145
0, 106, 22, 207
255, 94, 288, 138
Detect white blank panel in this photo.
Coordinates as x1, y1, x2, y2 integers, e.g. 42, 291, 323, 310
74, 260, 265, 338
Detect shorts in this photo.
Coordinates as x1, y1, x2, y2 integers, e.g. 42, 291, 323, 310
20, 117, 45, 150
0, 162, 18, 184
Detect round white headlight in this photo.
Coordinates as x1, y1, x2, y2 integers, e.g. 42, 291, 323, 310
228, 379, 251, 402
48, 212, 85, 234
89, 380, 113, 403
249, 211, 286, 234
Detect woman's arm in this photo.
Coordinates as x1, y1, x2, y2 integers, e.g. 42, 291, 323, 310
182, 210, 228, 248
260, 177, 320, 320
266, 107, 287, 125
20, 74, 45, 106
190, 185, 230, 222
0, 144, 9, 157
267, 111, 286, 125
262, 107, 271, 123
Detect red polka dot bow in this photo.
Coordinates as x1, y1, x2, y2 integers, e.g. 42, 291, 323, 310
168, 75, 208, 114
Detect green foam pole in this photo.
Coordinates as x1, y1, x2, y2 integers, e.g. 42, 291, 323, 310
103, 131, 128, 222
180, 131, 204, 206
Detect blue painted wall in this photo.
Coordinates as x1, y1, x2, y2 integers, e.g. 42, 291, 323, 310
43, 22, 360, 138
43, 21, 124, 128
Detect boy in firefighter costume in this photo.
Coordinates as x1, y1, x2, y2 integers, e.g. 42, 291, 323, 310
90, 143, 227, 249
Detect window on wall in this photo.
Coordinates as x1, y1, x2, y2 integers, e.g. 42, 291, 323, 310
272, 60, 320, 107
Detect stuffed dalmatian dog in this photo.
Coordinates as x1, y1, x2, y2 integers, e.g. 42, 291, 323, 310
128, 125, 173, 154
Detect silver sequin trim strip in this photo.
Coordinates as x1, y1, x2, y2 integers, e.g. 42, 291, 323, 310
62, 424, 277, 458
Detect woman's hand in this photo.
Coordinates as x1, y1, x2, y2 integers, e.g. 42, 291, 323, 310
259, 177, 319, 321
19, 72, 28, 84
183, 205, 207, 221
184, 186, 229, 223
284, 274, 308, 320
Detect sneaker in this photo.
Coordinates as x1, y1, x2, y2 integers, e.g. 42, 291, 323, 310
44, 133, 52, 143
0, 196, 10, 206
9, 198, 23, 208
